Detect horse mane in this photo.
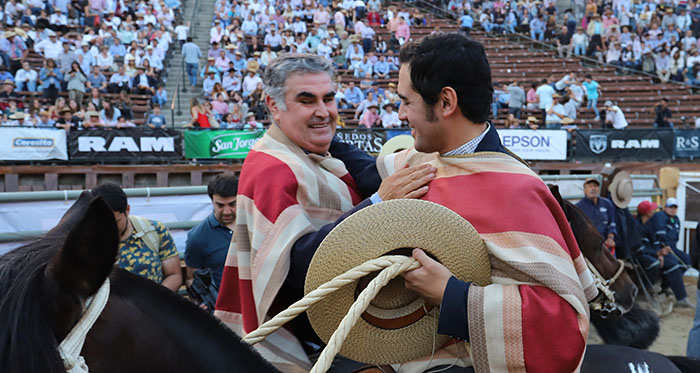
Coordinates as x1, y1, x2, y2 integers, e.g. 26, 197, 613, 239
0, 194, 99, 373
0, 238, 70, 373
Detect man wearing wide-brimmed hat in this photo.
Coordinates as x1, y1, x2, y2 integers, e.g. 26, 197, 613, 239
380, 102, 400, 128
214, 53, 435, 372
600, 169, 635, 257
338, 33, 598, 372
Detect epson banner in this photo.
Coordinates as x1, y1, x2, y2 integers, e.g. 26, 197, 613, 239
497, 129, 568, 160
68, 129, 182, 162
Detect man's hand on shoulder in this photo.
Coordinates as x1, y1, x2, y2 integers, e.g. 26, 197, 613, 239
377, 163, 436, 201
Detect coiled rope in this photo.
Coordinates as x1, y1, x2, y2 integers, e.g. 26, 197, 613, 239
242, 255, 420, 373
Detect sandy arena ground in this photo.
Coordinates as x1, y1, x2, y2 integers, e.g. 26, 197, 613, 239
587, 276, 698, 356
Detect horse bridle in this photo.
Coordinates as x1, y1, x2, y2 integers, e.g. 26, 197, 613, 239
58, 279, 110, 373
584, 253, 626, 318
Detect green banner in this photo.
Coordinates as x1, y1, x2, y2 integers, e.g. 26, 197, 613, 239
184, 130, 265, 159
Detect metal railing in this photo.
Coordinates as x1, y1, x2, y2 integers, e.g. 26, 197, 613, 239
540, 174, 663, 201
0, 221, 201, 243
0, 186, 209, 243
0, 186, 207, 203
171, 81, 179, 128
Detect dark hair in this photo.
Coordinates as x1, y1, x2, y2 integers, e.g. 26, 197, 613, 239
90, 183, 127, 213
103, 100, 115, 119
207, 175, 239, 199
399, 33, 492, 123
585, 74, 593, 79
661, 98, 668, 103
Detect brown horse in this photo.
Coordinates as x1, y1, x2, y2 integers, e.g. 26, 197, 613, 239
0, 192, 278, 373
549, 185, 638, 316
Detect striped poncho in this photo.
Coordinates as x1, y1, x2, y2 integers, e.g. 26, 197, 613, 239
214, 125, 363, 372
377, 148, 598, 373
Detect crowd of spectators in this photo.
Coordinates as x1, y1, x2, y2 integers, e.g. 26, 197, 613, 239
492, 71, 630, 129
448, 0, 700, 87
184, 0, 426, 129
0, 0, 182, 129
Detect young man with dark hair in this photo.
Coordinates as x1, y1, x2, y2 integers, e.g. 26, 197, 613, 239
185, 175, 239, 288
90, 183, 182, 292
336, 33, 596, 371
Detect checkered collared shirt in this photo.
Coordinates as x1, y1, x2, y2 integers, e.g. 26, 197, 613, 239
441, 123, 491, 156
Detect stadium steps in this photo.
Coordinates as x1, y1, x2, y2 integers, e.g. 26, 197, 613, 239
164, 0, 218, 126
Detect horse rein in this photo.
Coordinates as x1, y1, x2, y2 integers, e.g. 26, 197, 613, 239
584, 254, 626, 318
58, 279, 110, 373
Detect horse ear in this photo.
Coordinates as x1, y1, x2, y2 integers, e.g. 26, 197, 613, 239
548, 184, 565, 208
47, 195, 119, 298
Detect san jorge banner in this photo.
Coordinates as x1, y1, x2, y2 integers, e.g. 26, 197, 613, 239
184, 130, 264, 159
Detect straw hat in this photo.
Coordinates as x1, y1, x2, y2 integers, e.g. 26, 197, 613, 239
9, 112, 26, 120
246, 59, 260, 73
378, 134, 414, 157
561, 117, 574, 124
526, 116, 539, 123
85, 111, 100, 118
305, 199, 491, 365
608, 171, 633, 208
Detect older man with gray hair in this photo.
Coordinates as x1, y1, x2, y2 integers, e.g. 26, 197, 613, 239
214, 54, 435, 371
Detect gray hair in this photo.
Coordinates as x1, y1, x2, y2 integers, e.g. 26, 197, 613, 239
263, 53, 334, 111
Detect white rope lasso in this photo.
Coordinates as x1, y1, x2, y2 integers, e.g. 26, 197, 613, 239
242, 255, 420, 373
58, 279, 110, 373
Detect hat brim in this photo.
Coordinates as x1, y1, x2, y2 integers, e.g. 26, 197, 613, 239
378, 135, 413, 157
608, 171, 633, 208
305, 199, 491, 364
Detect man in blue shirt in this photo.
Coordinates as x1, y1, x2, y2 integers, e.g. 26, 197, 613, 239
650, 197, 691, 266
343, 81, 364, 108
636, 200, 692, 308
530, 14, 545, 41
575, 177, 617, 250
459, 12, 473, 36
181, 36, 203, 87
373, 55, 390, 79
185, 175, 239, 289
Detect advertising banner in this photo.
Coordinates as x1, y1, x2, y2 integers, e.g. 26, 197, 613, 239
335, 128, 387, 155
673, 130, 700, 158
184, 130, 264, 159
497, 129, 568, 160
68, 128, 182, 162
575, 129, 674, 160
335, 128, 411, 155
0, 127, 68, 161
